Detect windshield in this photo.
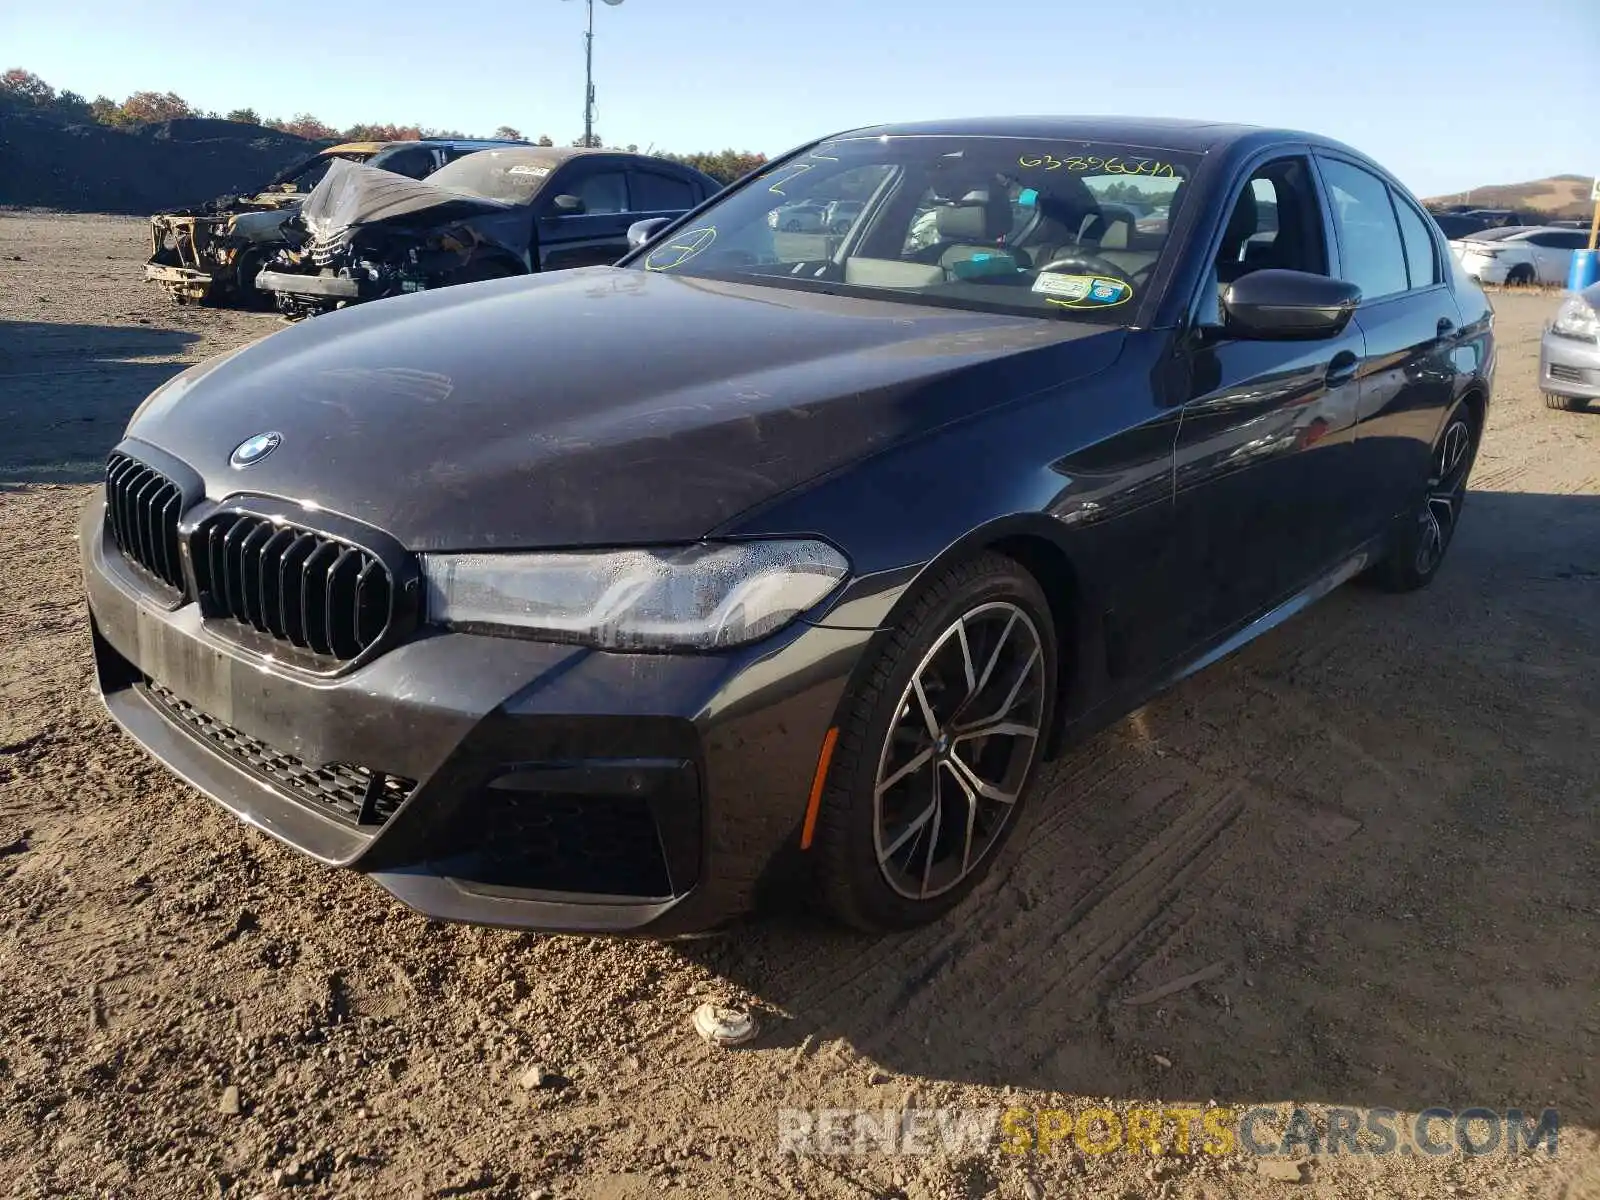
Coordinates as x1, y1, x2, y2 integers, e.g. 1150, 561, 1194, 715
1466, 226, 1531, 242
634, 134, 1200, 322
423, 149, 564, 205
269, 151, 373, 194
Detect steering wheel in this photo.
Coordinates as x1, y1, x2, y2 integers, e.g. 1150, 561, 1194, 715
1037, 252, 1138, 286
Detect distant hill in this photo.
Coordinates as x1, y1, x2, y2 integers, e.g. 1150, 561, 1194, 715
1424, 174, 1591, 219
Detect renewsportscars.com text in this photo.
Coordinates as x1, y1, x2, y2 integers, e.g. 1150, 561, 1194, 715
777, 1106, 1560, 1158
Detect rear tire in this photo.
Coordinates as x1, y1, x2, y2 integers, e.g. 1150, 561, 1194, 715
1544, 391, 1586, 412
1371, 401, 1480, 592
811, 552, 1057, 932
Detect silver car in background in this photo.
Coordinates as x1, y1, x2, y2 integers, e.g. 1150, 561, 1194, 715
1539, 283, 1600, 411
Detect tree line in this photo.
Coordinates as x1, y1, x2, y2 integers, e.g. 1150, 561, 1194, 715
1, 68, 768, 184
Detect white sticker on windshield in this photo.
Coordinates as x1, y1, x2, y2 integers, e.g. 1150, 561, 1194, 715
508, 165, 551, 177
1032, 273, 1093, 300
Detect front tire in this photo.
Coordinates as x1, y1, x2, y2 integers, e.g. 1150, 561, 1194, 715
1545, 391, 1586, 412
1371, 402, 1479, 592
811, 553, 1057, 932
1505, 264, 1535, 286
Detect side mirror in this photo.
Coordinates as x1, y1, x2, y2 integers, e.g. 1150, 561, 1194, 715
551, 194, 586, 215
1222, 269, 1362, 340
627, 217, 672, 250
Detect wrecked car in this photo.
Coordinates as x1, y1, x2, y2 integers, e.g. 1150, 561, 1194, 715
254, 147, 719, 318
144, 138, 524, 306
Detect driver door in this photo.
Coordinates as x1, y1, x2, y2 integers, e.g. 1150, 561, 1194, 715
537, 165, 635, 271
1165, 155, 1368, 656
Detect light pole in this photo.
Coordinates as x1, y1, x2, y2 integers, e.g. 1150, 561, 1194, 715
575, 0, 624, 149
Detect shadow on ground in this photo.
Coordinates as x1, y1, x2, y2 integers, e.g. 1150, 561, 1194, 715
0, 320, 197, 485
677, 490, 1600, 1128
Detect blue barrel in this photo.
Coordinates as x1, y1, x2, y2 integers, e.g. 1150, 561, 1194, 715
1568, 248, 1599, 292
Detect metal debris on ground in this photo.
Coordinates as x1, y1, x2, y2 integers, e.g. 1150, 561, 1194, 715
692, 1002, 759, 1047
1122, 962, 1228, 1007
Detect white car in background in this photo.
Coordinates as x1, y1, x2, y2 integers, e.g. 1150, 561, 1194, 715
766, 202, 827, 232
1449, 225, 1590, 285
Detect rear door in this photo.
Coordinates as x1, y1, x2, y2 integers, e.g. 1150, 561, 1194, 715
628, 167, 703, 226
1315, 155, 1461, 535
1525, 229, 1586, 283
536, 162, 635, 271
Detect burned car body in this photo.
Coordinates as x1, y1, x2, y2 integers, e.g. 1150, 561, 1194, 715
144, 139, 523, 305
255, 147, 719, 318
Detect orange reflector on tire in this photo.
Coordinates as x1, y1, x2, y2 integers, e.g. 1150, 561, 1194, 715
800, 727, 839, 850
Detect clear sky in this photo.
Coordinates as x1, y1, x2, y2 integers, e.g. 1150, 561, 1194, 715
4, 0, 1596, 198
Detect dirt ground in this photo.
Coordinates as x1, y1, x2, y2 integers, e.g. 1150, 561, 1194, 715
1, 213, 1596, 1200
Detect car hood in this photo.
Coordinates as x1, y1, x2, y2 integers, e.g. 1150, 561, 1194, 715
124, 268, 1124, 550
300, 159, 512, 241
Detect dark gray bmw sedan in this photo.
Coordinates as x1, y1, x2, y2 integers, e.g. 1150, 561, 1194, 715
81, 118, 1493, 935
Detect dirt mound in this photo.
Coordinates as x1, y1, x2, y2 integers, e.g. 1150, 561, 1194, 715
0, 111, 319, 214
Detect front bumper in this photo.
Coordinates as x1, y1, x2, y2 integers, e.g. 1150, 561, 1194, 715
1539, 328, 1600, 400
145, 263, 217, 286
255, 269, 361, 299
144, 262, 218, 302
79, 491, 873, 935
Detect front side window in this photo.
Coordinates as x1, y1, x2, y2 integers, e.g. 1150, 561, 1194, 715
633, 135, 1202, 323
1214, 158, 1328, 287
1318, 157, 1408, 300
1527, 230, 1587, 250
571, 171, 628, 214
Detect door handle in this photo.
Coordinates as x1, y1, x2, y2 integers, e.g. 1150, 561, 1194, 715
1436, 317, 1457, 339
1325, 351, 1359, 388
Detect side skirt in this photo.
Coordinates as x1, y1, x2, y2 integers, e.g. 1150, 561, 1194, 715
1165, 541, 1379, 687
1052, 536, 1385, 756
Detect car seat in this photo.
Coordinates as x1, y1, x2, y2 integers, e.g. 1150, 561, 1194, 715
1215, 190, 1259, 284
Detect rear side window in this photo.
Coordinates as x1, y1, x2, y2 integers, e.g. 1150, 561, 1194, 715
1318, 158, 1408, 300
1392, 194, 1440, 288
1527, 230, 1587, 249
631, 171, 697, 212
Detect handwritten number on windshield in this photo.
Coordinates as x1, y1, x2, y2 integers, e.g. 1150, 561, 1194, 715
1017, 154, 1175, 178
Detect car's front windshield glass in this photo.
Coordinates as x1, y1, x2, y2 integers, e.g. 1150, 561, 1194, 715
272, 154, 357, 193
632, 134, 1201, 322
423, 149, 561, 205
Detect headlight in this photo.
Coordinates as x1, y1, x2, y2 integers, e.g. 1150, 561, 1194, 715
421, 540, 849, 650
1551, 294, 1600, 343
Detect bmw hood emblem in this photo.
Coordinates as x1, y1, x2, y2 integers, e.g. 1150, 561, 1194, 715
230, 431, 282, 468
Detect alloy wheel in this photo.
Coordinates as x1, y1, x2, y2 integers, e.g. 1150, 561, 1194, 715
872, 601, 1046, 900
1415, 415, 1474, 575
